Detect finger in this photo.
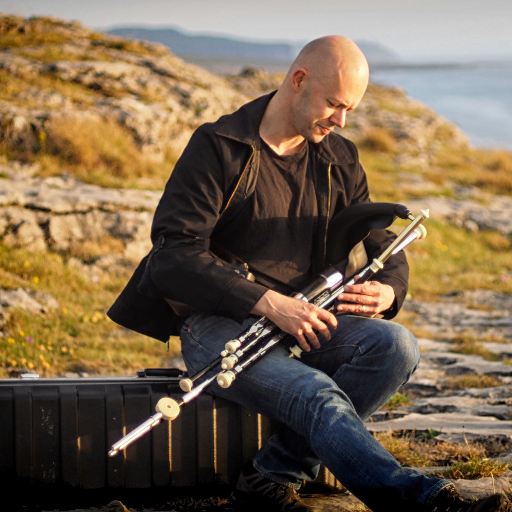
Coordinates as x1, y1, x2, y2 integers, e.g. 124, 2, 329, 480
294, 330, 311, 352
337, 302, 375, 317
337, 292, 378, 307
303, 327, 321, 349
343, 282, 380, 296
308, 319, 331, 341
316, 308, 338, 329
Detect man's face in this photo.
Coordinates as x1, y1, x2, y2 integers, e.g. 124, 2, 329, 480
291, 70, 367, 143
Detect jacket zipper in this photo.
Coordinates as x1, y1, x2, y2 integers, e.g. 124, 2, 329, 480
219, 144, 256, 218
323, 163, 332, 259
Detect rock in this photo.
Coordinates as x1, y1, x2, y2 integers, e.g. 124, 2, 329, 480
0, 170, 155, 260
408, 194, 512, 237
0, 287, 59, 315
453, 471, 512, 500
0, 206, 47, 251
367, 412, 512, 435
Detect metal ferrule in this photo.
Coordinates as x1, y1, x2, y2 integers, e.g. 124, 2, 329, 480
108, 412, 163, 456
320, 268, 344, 289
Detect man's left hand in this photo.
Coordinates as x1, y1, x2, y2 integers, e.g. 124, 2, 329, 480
336, 281, 395, 317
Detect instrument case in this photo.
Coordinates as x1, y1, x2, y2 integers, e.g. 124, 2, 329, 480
0, 369, 341, 492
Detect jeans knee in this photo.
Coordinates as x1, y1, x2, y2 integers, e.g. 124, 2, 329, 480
378, 322, 420, 377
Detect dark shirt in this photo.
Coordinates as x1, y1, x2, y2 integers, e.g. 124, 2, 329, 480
220, 137, 318, 294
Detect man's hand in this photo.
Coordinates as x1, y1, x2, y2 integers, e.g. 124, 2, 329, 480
251, 290, 337, 353
336, 280, 395, 317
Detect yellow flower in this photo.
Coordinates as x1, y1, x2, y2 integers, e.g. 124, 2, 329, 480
82, 315, 90, 322
27, 362, 35, 369
32, 276, 40, 285
10, 360, 17, 367
38, 344, 47, 352
61, 346, 69, 353
7, 338, 15, 344
39, 354, 46, 361
20, 358, 27, 365
62, 307, 68, 315
19, 331, 24, 336
24, 260, 30, 268
91, 311, 103, 323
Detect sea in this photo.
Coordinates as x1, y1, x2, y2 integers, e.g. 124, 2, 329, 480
182, 55, 512, 151
369, 62, 512, 150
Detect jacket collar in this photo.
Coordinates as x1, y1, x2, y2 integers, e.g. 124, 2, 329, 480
215, 92, 354, 165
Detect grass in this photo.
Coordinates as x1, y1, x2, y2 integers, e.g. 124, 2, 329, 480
0, 243, 180, 378
13, 116, 177, 189
401, 219, 512, 301
446, 374, 502, 390
375, 430, 485, 468
434, 456, 511, 479
375, 431, 512, 478
451, 340, 502, 362
432, 146, 512, 196
381, 392, 412, 411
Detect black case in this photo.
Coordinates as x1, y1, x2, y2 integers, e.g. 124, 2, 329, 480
0, 369, 341, 491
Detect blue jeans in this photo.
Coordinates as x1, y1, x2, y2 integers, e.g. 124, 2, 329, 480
180, 312, 451, 512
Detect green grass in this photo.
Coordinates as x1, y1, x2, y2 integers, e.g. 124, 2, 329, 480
403, 219, 512, 300
0, 243, 180, 378
381, 392, 411, 411
434, 456, 511, 480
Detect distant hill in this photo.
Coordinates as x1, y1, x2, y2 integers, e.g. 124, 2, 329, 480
106, 26, 297, 61
105, 26, 400, 69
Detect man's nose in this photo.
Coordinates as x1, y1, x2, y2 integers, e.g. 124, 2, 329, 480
330, 109, 346, 129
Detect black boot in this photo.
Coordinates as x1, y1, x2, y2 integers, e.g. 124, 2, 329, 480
428, 486, 511, 512
233, 461, 318, 512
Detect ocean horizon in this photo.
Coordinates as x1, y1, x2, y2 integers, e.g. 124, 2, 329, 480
181, 55, 512, 151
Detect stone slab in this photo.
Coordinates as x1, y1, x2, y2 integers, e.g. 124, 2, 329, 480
366, 413, 512, 435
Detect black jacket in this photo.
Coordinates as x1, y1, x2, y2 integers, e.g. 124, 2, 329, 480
108, 93, 409, 342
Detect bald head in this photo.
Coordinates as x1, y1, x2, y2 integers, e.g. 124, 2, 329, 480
260, 36, 370, 152
285, 36, 369, 91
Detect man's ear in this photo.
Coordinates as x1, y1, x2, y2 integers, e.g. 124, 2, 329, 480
292, 68, 307, 92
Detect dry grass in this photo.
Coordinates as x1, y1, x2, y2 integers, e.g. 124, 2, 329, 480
0, 70, 98, 107
446, 374, 502, 390
434, 456, 511, 479
357, 149, 402, 202
67, 237, 125, 263
432, 146, 512, 196
375, 431, 485, 468
35, 116, 176, 189
0, 16, 68, 48
359, 127, 396, 154
451, 340, 501, 362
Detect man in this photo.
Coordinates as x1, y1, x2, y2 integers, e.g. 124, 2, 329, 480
109, 37, 510, 512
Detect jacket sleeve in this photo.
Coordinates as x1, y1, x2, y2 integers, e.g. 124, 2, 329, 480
346, 141, 409, 318
145, 124, 268, 323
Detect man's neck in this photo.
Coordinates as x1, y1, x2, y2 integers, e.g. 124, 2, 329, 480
259, 92, 305, 156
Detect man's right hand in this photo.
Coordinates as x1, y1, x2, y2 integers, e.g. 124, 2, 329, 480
251, 290, 337, 352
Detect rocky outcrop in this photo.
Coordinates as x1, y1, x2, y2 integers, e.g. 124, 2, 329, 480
0, 164, 159, 262
0, 15, 248, 161
0, 287, 59, 329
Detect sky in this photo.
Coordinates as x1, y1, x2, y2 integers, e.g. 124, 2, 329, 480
1, 0, 512, 62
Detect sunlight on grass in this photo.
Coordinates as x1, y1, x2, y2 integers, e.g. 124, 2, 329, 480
374, 431, 485, 469
405, 220, 512, 300
381, 392, 411, 411
446, 374, 502, 390
0, 243, 180, 378
434, 456, 511, 480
